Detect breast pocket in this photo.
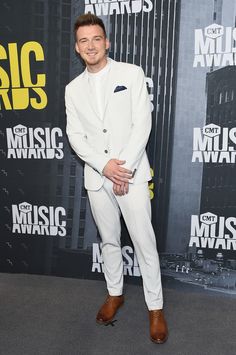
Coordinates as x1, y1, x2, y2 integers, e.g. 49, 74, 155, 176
112, 89, 130, 106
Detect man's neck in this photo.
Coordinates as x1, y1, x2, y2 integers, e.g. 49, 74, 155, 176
87, 57, 108, 73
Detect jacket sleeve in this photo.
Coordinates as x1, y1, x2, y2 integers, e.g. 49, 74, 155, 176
118, 66, 152, 181
65, 86, 110, 175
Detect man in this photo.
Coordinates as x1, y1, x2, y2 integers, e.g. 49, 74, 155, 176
65, 13, 168, 344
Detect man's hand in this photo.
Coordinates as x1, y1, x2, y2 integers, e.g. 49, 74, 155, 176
113, 182, 129, 196
102, 159, 132, 185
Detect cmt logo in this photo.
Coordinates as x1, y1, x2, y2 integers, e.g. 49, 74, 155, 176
19, 202, 32, 213
12, 202, 66, 236
204, 24, 224, 39
200, 212, 218, 225
189, 212, 236, 251
14, 125, 27, 135
6, 124, 64, 159
84, 0, 153, 16
202, 124, 221, 138
193, 23, 236, 67
0, 42, 47, 110
192, 123, 236, 163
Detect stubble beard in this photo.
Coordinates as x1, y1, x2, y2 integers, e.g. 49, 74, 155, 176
85, 52, 107, 70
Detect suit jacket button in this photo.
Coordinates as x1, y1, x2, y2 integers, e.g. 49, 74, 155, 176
103, 129, 107, 133
104, 149, 108, 154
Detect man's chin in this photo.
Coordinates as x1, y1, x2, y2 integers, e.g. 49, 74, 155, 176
85, 59, 100, 66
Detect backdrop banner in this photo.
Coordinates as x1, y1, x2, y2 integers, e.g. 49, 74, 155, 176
0, 0, 236, 296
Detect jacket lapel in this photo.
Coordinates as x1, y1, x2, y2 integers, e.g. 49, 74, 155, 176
103, 59, 117, 117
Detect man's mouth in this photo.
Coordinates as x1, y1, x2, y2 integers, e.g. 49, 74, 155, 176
87, 52, 97, 56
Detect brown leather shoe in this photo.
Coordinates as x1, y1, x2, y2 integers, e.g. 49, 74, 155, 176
149, 309, 168, 344
96, 295, 124, 325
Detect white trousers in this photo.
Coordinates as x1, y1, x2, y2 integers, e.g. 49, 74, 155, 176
87, 179, 163, 310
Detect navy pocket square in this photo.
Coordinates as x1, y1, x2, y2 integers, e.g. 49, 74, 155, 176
114, 85, 127, 93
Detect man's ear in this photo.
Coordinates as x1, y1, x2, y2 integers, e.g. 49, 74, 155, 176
105, 38, 110, 51
75, 42, 80, 54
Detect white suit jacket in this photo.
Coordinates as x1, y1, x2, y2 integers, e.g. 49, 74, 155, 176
65, 58, 152, 191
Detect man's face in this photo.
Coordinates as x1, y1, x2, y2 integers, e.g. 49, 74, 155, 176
75, 25, 110, 71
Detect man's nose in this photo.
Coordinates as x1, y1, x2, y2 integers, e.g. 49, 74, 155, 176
87, 40, 95, 49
